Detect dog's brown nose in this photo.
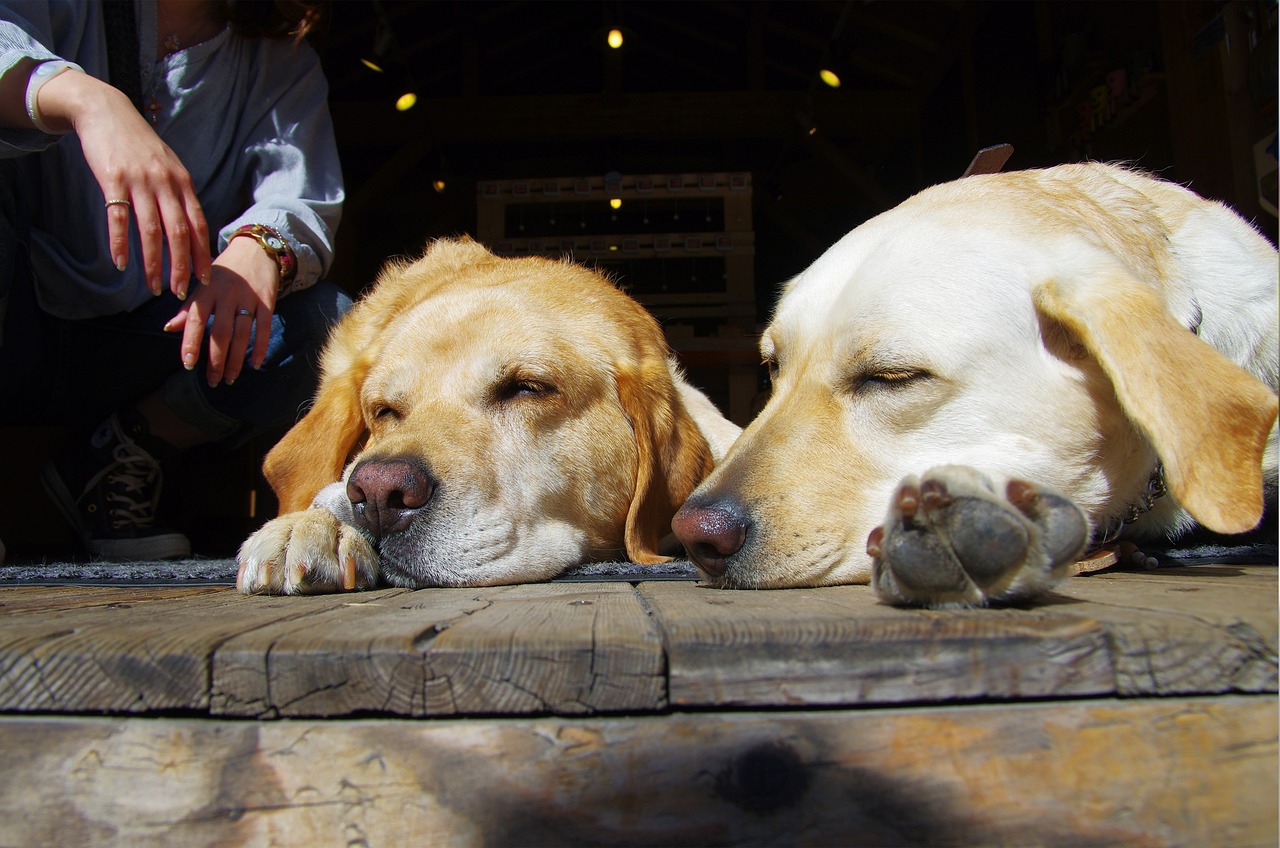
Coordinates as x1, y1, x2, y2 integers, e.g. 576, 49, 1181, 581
671, 500, 748, 578
346, 458, 435, 541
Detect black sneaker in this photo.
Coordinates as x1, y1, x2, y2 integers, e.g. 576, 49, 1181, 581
42, 411, 192, 560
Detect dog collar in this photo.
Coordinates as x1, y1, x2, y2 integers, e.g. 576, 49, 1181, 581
1089, 462, 1168, 548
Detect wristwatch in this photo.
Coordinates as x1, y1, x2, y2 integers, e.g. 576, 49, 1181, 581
230, 223, 297, 288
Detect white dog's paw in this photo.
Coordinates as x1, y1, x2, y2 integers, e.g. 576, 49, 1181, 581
237, 508, 380, 595
868, 465, 1088, 608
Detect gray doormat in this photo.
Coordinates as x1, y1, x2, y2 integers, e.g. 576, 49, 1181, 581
0, 558, 701, 587
1, 546, 1270, 588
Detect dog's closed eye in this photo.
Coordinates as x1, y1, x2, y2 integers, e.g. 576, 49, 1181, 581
856, 369, 930, 391
493, 375, 558, 403
367, 401, 404, 425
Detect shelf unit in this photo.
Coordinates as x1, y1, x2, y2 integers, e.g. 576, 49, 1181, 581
476, 172, 761, 423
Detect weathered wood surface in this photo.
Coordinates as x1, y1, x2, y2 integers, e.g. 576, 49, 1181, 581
211, 582, 665, 718
0, 565, 1273, 717
0, 697, 1274, 847
645, 565, 1279, 708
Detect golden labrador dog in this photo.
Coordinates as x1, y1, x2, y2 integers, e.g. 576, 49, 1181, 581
673, 163, 1278, 608
238, 238, 740, 594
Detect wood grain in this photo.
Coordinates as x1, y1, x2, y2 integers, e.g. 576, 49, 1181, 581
212, 582, 665, 718
0, 697, 1273, 847
0, 586, 398, 713
0, 566, 1273, 716
642, 566, 1277, 708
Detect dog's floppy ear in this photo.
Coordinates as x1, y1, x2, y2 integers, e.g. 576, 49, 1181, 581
616, 358, 716, 563
263, 360, 369, 514
263, 240, 491, 514
1034, 274, 1278, 533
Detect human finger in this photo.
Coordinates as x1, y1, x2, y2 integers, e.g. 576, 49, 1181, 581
103, 196, 132, 271
249, 305, 272, 371
203, 301, 237, 387
179, 292, 212, 373
130, 194, 165, 296
223, 307, 256, 385
183, 186, 213, 288
156, 189, 193, 301
163, 302, 190, 334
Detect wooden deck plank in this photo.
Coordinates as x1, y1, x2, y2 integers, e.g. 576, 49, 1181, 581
0, 696, 1273, 847
1049, 567, 1279, 695
0, 588, 403, 713
212, 582, 665, 718
642, 565, 1278, 708
0, 584, 222, 614
0, 565, 1273, 717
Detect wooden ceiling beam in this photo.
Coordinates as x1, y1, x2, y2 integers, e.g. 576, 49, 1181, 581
332, 90, 918, 144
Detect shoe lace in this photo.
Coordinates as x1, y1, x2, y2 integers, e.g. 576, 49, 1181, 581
101, 442, 164, 530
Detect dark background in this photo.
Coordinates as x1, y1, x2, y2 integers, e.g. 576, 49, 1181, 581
315, 0, 1277, 310
5, 0, 1276, 559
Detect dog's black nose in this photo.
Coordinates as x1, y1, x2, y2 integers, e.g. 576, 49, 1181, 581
671, 499, 749, 578
346, 458, 435, 541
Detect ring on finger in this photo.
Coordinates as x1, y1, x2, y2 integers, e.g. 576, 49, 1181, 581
105, 199, 132, 210
234, 308, 253, 318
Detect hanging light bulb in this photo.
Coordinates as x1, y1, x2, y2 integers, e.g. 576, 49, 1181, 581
432, 178, 447, 193
609, 197, 622, 210
396, 91, 418, 111
607, 28, 624, 49
819, 68, 841, 88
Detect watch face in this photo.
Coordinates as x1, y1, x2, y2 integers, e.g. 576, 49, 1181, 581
265, 235, 285, 250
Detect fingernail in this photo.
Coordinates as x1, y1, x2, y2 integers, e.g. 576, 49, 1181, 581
200, 270, 211, 285
176, 285, 187, 301
226, 377, 236, 386
114, 256, 127, 272
183, 353, 196, 370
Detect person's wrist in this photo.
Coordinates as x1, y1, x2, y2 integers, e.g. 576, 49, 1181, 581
230, 224, 298, 293
25, 59, 83, 134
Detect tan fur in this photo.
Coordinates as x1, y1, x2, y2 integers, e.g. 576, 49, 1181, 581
1034, 274, 1278, 534
241, 237, 738, 593
679, 163, 1278, 590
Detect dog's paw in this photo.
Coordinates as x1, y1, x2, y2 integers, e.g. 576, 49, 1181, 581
868, 465, 1088, 608
237, 508, 380, 595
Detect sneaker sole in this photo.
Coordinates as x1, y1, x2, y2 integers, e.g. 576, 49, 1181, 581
88, 533, 192, 561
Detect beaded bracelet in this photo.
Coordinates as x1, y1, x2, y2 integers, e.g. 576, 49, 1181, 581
230, 223, 298, 289
24, 60, 83, 134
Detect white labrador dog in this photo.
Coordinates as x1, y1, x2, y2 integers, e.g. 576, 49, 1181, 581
673, 163, 1278, 608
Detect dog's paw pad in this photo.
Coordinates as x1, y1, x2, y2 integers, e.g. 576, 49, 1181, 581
871, 466, 1088, 609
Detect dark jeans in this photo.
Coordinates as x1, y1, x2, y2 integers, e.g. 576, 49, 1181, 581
0, 160, 351, 447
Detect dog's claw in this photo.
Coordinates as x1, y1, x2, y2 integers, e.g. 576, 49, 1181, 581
866, 525, 885, 558
1006, 479, 1039, 516
920, 478, 952, 510
871, 465, 1088, 608
896, 483, 920, 520
237, 508, 380, 595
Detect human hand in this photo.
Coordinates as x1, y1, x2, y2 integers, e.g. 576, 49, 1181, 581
164, 236, 278, 386
35, 69, 212, 298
